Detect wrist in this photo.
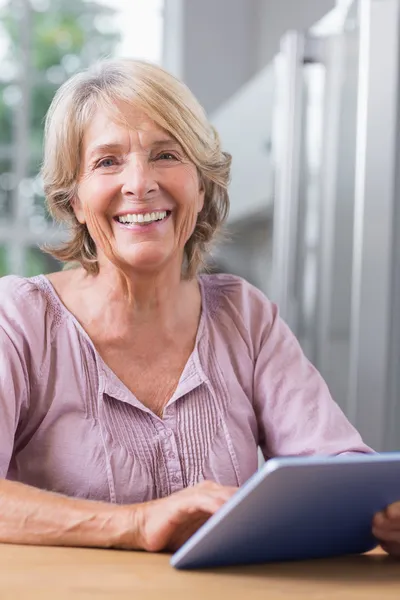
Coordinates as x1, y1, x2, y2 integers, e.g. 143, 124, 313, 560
111, 503, 147, 550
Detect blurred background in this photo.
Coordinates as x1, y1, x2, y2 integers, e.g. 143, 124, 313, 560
1, 0, 400, 452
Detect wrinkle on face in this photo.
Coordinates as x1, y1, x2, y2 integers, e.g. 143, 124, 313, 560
173, 165, 203, 253
73, 106, 205, 281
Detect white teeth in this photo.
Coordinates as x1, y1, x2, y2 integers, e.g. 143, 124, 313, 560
117, 211, 168, 224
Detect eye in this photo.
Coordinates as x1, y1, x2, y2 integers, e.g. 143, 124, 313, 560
155, 152, 178, 161
95, 156, 118, 169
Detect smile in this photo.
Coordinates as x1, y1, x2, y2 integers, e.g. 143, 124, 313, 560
114, 211, 171, 226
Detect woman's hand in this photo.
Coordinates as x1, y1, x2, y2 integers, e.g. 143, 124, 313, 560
372, 502, 400, 557
133, 481, 238, 553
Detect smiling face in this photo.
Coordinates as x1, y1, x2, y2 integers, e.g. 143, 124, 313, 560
74, 107, 205, 276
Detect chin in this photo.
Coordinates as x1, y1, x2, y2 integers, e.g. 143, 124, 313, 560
117, 248, 173, 273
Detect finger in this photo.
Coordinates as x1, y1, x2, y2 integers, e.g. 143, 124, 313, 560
373, 511, 385, 527
210, 487, 238, 503
179, 483, 237, 508
385, 502, 400, 520
373, 511, 400, 530
373, 521, 400, 533
161, 497, 220, 531
374, 503, 400, 523
171, 493, 229, 518
372, 526, 400, 542
193, 485, 237, 508
168, 513, 210, 552
160, 483, 237, 533
194, 481, 238, 496
380, 540, 400, 558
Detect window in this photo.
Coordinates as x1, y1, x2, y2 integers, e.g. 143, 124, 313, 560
0, 0, 164, 276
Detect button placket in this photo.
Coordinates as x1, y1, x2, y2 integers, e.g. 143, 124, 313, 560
157, 426, 184, 492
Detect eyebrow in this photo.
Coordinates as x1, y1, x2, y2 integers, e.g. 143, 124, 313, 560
87, 137, 181, 159
151, 138, 181, 150
87, 143, 125, 160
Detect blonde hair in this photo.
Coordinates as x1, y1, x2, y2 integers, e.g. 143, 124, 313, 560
41, 58, 231, 278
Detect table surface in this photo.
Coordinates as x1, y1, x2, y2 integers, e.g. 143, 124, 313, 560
0, 544, 398, 600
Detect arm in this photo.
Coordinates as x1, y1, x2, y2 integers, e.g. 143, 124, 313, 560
0, 479, 138, 548
251, 299, 400, 557
252, 300, 373, 458
0, 318, 235, 552
0, 478, 235, 551
0, 323, 136, 549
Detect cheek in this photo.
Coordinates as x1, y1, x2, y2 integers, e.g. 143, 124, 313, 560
84, 204, 120, 266
168, 175, 202, 243
170, 170, 202, 213
77, 180, 115, 241
174, 199, 201, 246
79, 176, 117, 213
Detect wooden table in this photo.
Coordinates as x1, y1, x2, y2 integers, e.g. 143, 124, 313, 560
0, 544, 398, 599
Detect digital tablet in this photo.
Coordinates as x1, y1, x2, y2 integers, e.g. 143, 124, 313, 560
170, 453, 400, 569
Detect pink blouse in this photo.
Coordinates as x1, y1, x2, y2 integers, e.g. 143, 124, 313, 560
0, 273, 371, 503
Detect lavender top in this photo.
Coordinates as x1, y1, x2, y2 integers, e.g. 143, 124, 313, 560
0, 273, 371, 503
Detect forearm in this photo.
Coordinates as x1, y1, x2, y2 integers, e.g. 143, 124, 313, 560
0, 479, 140, 549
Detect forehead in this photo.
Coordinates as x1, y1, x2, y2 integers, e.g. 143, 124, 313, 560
82, 106, 174, 155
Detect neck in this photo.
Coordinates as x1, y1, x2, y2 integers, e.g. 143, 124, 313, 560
80, 256, 196, 332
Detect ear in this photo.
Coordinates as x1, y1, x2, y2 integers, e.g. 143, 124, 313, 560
71, 195, 86, 225
197, 179, 205, 213
197, 188, 205, 214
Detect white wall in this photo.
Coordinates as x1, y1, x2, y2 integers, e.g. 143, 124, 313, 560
211, 63, 275, 225
182, 0, 259, 113
212, 217, 274, 294
163, 0, 335, 113
255, 0, 335, 71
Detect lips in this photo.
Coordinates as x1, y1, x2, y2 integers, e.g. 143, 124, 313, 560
115, 210, 170, 225
113, 210, 172, 228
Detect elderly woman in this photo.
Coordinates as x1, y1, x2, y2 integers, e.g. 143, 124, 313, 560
0, 59, 398, 556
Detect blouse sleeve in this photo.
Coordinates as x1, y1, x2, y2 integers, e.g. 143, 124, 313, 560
0, 276, 47, 478
0, 325, 29, 477
251, 292, 373, 459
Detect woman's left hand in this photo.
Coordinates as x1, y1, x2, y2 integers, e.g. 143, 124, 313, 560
372, 502, 400, 557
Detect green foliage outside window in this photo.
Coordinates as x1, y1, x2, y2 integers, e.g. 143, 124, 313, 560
0, 0, 121, 275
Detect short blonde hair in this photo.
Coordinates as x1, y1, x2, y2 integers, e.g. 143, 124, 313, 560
41, 58, 231, 277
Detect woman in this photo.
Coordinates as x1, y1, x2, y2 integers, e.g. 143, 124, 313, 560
0, 59, 398, 556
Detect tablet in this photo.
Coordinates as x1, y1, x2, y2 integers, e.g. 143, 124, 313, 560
170, 453, 400, 569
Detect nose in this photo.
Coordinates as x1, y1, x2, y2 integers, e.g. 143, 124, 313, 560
121, 156, 159, 200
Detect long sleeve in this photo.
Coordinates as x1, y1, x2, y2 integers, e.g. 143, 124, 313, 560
0, 276, 47, 478
252, 297, 373, 459
0, 326, 29, 477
